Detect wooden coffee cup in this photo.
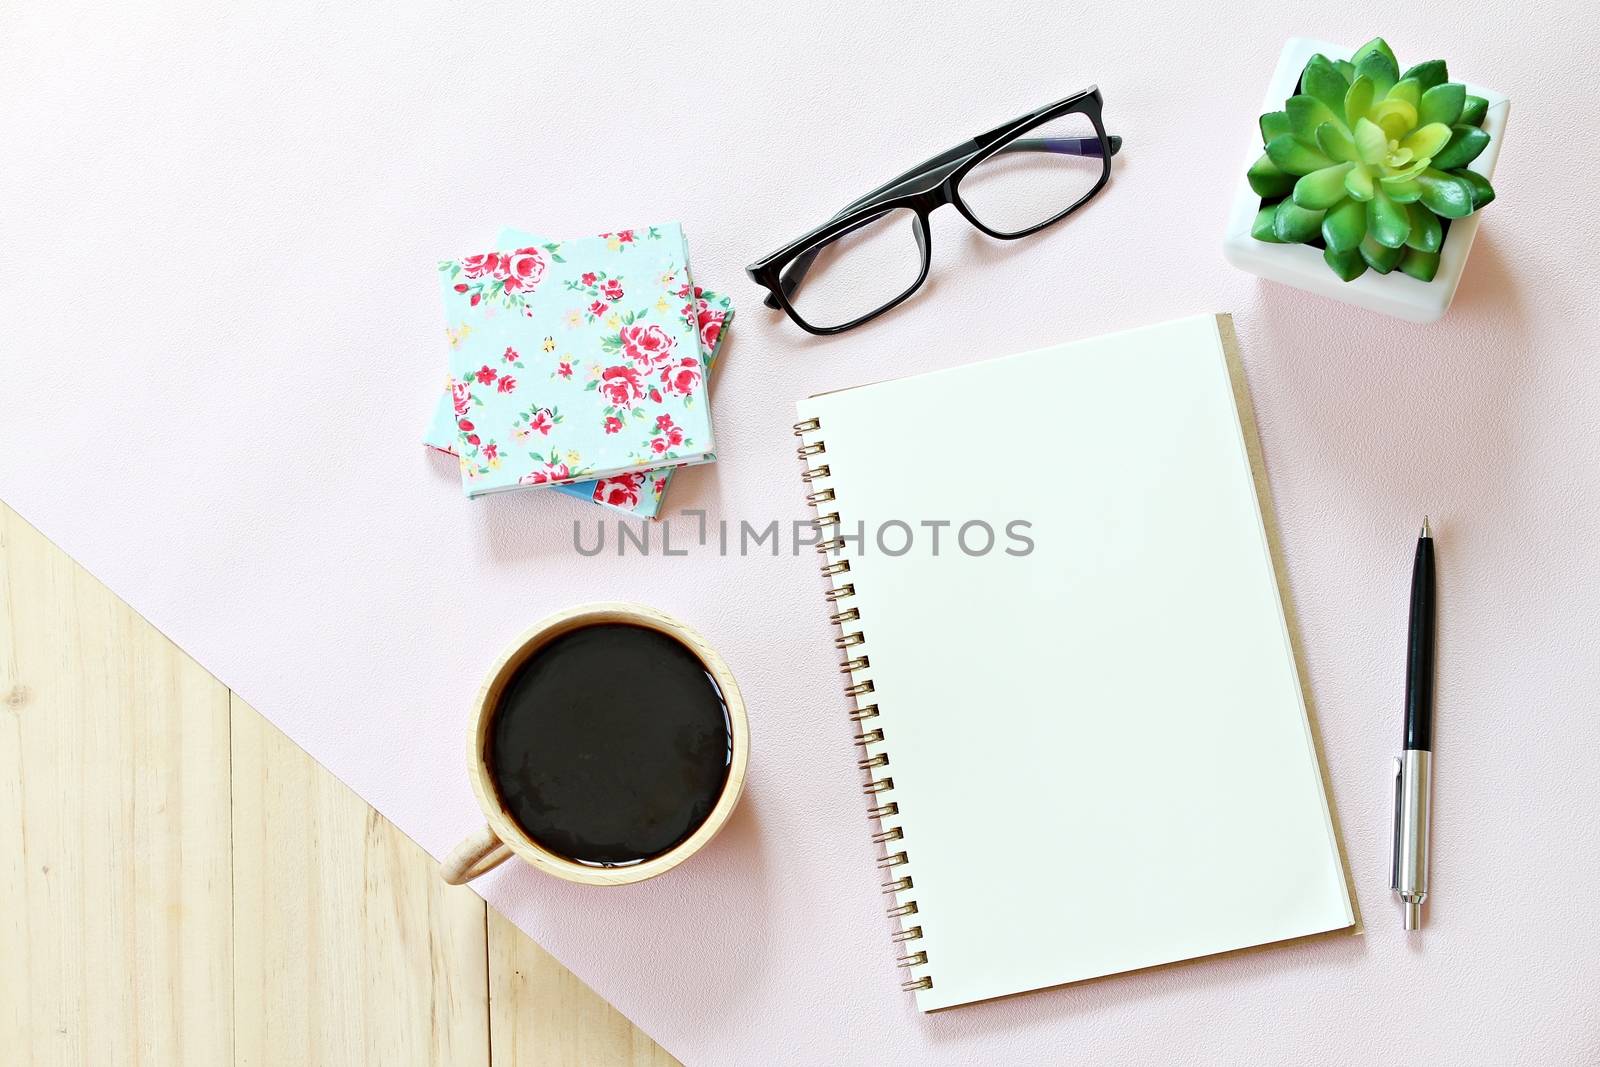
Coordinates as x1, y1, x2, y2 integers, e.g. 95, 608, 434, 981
440, 602, 748, 887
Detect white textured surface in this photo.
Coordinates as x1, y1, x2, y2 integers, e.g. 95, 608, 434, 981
3, 2, 1598, 1063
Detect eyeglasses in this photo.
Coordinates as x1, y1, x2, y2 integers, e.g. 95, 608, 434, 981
746, 87, 1121, 335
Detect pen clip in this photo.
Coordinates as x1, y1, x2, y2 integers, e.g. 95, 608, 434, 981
1389, 755, 1403, 892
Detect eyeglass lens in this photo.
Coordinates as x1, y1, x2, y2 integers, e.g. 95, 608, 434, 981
785, 206, 925, 331
957, 111, 1105, 236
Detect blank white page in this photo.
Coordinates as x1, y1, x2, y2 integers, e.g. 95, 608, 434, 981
796, 314, 1353, 1012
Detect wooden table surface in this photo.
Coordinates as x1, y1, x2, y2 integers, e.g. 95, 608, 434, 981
0, 501, 676, 1066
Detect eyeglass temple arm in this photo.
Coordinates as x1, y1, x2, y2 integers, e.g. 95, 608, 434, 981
767, 134, 1122, 308
1001, 133, 1122, 158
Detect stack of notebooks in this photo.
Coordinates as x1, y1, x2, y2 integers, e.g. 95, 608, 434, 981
424, 223, 731, 518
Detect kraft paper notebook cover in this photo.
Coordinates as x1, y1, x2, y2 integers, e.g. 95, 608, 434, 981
794, 314, 1356, 1012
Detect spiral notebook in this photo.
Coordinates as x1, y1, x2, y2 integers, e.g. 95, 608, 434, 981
794, 314, 1356, 1012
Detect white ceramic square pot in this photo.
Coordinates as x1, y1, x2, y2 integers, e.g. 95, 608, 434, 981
1222, 37, 1509, 322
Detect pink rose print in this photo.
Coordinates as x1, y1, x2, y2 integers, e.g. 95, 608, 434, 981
589, 300, 608, 318
469, 292, 481, 307
517, 462, 571, 486
653, 477, 667, 495
619, 323, 676, 370
660, 355, 702, 398
698, 309, 726, 352
592, 473, 645, 510
617, 229, 635, 243
528, 408, 554, 435
648, 387, 662, 403
502, 346, 519, 363
457, 418, 474, 431
603, 416, 623, 434
451, 382, 472, 416
650, 414, 686, 452
460, 252, 504, 279
474, 365, 497, 385
497, 375, 517, 394
556, 361, 573, 379
465, 433, 481, 446
600, 278, 624, 302
482, 443, 499, 462
581, 272, 598, 286
453, 283, 468, 293
597, 365, 645, 410
501, 247, 546, 293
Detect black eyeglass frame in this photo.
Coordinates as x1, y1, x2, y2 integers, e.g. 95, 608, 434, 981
745, 86, 1119, 335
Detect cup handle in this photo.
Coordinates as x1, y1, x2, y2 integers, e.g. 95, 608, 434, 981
440, 824, 513, 885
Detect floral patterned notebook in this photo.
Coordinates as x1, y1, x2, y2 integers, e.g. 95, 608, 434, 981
435, 223, 715, 498
554, 278, 728, 517
425, 227, 732, 518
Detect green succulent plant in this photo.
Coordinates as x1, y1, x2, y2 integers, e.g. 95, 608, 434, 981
1248, 37, 1495, 283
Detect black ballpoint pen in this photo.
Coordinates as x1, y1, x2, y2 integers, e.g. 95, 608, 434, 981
1391, 517, 1436, 930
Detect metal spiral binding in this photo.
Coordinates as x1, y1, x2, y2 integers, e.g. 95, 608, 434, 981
793, 417, 930, 996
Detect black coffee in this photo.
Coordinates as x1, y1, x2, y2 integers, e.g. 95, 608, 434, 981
487, 623, 732, 867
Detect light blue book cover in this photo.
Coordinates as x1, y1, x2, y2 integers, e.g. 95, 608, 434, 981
425, 226, 731, 517
434, 223, 716, 498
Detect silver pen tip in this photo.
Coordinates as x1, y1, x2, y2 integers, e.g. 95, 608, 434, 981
1404, 900, 1422, 930
1420, 515, 1431, 539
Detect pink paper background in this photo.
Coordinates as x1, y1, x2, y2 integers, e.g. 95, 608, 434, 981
3, 2, 1598, 1063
